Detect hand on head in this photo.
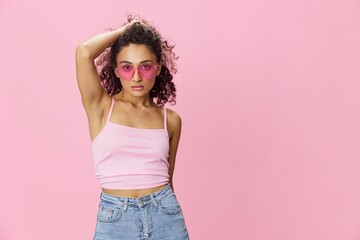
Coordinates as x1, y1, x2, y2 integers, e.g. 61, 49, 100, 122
125, 13, 149, 27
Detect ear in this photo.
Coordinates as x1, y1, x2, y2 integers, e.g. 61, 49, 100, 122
156, 64, 162, 76
114, 67, 120, 78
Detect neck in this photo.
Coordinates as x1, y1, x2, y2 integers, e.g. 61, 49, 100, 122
117, 90, 153, 107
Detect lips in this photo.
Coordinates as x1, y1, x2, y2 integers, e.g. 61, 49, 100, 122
131, 86, 144, 91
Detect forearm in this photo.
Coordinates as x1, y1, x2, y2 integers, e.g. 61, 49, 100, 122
76, 26, 127, 60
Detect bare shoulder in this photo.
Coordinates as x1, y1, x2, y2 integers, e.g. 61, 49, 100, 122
166, 108, 182, 138
167, 108, 182, 125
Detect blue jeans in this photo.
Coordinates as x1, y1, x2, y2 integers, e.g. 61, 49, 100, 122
93, 184, 190, 240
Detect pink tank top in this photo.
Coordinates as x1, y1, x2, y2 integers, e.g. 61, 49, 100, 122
92, 98, 170, 190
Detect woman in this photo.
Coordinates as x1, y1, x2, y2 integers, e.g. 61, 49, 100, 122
75, 16, 190, 239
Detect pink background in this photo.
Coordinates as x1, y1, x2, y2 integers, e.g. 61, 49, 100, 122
1, 0, 360, 239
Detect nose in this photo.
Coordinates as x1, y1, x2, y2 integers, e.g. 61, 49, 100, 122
132, 68, 142, 82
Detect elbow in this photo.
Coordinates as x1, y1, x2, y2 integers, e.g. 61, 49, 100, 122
76, 44, 92, 60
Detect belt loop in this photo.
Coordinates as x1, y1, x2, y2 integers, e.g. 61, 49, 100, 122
150, 194, 158, 207
123, 198, 128, 212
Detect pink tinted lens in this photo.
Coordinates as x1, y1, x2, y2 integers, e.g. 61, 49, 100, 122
116, 64, 157, 81
116, 65, 135, 81
138, 63, 157, 79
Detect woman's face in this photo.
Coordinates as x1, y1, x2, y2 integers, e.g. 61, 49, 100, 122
115, 43, 161, 98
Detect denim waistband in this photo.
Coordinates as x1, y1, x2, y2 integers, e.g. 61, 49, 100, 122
99, 184, 172, 209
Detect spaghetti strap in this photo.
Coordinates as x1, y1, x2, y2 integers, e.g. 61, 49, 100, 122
163, 108, 167, 130
106, 98, 115, 122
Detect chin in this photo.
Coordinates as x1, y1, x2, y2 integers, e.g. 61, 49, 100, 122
132, 91, 150, 97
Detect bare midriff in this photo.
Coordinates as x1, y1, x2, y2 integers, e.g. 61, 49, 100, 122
101, 184, 168, 198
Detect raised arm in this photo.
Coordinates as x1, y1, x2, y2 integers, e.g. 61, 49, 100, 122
75, 22, 133, 115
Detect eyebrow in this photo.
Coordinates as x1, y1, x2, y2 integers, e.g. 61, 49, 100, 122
119, 60, 154, 64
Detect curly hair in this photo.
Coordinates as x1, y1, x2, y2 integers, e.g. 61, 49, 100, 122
96, 16, 178, 107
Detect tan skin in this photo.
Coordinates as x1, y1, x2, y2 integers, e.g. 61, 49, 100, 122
76, 22, 182, 198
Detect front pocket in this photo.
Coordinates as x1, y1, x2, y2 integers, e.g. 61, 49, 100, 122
97, 204, 123, 223
158, 193, 182, 215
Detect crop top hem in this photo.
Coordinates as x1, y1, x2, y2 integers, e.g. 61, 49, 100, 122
100, 180, 170, 190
